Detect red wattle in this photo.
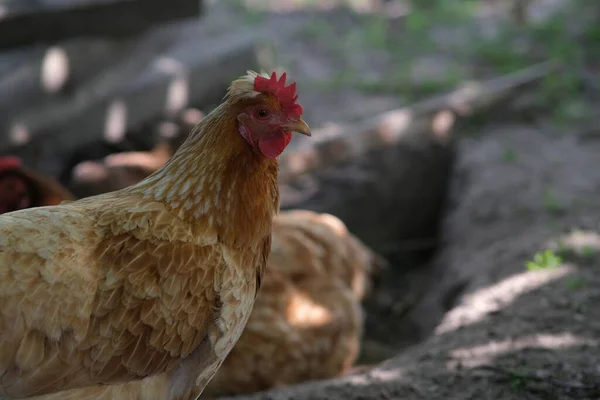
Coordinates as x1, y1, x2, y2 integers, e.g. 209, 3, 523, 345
258, 132, 292, 158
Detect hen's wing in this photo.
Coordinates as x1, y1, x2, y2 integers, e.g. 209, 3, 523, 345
0, 197, 222, 398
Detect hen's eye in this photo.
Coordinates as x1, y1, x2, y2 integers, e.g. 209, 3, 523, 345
255, 108, 270, 119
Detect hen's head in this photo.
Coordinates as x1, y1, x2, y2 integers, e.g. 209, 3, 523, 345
226, 71, 311, 158
0, 156, 34, 214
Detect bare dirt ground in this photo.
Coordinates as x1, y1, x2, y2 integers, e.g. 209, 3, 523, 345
211, 1, 600, 398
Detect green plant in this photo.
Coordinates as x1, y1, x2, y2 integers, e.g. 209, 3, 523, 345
542, 188, 566, 215
405, 9, 430, 33
228, 0, 267, 25
302, 20, 333, 40
473, 37, 528, 73
564, 276, 587, 291
508, 374, 527, 392
501, 148, 518, 163
526, 249, 563, 270
581, 245, 597, 259
363, 16, 389, 49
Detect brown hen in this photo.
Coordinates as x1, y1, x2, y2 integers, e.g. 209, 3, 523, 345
0, 70, 311, 400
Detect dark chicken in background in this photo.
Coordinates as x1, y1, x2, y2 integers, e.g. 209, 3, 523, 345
0, 156, 74, 214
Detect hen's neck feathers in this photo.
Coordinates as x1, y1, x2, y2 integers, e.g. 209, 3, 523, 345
128, 103, 279, 246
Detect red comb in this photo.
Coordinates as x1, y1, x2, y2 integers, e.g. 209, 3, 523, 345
0, 156, 23, 173
253, 72, 303, 120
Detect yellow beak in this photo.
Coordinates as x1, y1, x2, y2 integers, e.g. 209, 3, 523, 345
282, 118, 311, 137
